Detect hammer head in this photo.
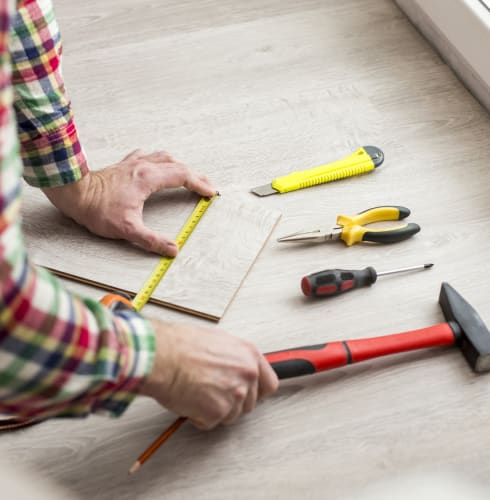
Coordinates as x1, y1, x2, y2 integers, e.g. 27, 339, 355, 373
439, 282, 490, 372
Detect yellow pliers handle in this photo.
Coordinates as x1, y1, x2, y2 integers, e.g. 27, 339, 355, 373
337, 206, 420, 246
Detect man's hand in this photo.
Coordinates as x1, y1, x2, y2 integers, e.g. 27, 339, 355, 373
139, 321, 279, 429
42, 150, 216, 256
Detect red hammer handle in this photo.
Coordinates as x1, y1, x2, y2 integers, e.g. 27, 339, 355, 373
265, 322, 457, 379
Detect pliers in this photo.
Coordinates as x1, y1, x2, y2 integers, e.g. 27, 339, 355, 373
277, 206, 421, 246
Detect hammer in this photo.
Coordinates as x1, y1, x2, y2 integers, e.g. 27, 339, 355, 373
129, 282, 488, 473
265, 282, 490, 377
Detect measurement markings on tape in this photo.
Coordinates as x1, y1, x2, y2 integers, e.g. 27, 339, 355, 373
132, 194, 217, 312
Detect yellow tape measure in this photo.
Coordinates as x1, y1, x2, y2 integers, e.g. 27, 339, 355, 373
131, 194, 217, 312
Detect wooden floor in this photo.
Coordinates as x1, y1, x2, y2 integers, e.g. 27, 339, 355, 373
3, 0, 490, 498
23, 186, 281, 321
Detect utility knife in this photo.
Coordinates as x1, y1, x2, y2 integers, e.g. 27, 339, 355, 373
250, 145, 384, 197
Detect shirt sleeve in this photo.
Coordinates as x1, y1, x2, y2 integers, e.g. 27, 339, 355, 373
9, 0, 88, 188
0, 2, 156, 420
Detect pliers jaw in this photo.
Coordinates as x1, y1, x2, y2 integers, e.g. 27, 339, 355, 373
277, 226, 343, 243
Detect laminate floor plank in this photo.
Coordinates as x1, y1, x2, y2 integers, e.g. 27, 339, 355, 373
23, 186, 280, 320
2, 0, 490, 498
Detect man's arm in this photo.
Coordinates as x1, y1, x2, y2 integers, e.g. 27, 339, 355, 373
10, 0, 87, 188
10, 0, 214, 256
0, 0, 277, 424
0, 0, 155, 419
0, 125, 156, 418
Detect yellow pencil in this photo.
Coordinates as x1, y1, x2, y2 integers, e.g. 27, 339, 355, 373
129, 417, 187, 474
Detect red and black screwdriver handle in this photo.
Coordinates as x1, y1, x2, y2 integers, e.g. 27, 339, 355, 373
302, 267, 377, 297
264, 321, 462, 379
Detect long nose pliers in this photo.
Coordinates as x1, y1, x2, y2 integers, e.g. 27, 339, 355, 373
277, 206, 421, 246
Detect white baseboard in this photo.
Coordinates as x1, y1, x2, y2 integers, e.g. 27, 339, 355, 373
395, 0, 490, 111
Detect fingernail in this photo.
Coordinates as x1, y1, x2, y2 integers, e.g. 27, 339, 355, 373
167, 243, 178, 256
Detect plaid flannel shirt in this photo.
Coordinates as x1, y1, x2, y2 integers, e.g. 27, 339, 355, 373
0, 0, 155, 419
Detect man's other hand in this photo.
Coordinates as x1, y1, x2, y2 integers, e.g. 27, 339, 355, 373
139, 321, 279, 429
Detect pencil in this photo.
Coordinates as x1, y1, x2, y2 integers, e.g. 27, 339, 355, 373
129, 416, 187, 474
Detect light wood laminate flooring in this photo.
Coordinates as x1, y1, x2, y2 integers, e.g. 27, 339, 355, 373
2, 0, 490, 498
23, 186, 281, 321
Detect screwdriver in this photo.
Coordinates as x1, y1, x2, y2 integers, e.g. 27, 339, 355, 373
301, 263, 433, 297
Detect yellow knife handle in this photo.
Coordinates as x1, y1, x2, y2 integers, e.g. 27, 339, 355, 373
271, 146, 381, 194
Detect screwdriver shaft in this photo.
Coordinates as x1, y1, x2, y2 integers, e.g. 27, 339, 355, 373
376, 263, 433, 277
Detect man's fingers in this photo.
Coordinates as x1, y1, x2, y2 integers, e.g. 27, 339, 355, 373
165, 163, 216, 197
243, 379, 259, 414
123, 149, 145, 161
189, 417, 220, 431
222, 398, 245, 426
257, 355, 279, 399
126, 223, 178, 256
188, 399, 230, 430
144, 151, 174, 164
183, 171, 216, 198
136, 161, 216, 198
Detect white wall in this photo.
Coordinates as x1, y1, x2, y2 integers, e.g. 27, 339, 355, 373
395, 0, 490, 110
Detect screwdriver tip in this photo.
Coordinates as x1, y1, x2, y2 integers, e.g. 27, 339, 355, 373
424, 263, 434, 269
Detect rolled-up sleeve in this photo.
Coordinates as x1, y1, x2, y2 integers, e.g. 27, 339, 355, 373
9, 0, 88, 187
0, 0, 156, 420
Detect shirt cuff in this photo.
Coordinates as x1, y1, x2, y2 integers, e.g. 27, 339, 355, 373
58, 307, 156, 419
20, 118, 89, 188
94, 310, 156, 417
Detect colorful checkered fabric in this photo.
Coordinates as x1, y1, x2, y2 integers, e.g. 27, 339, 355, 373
0, 0, 155, 419
11, 0, 88, 187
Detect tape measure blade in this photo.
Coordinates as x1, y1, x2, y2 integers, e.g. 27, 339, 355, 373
131, 195, 215, 312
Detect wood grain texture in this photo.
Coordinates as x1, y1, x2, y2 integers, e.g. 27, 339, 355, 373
22, 186, 280, 320
2, 0, 490, 498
